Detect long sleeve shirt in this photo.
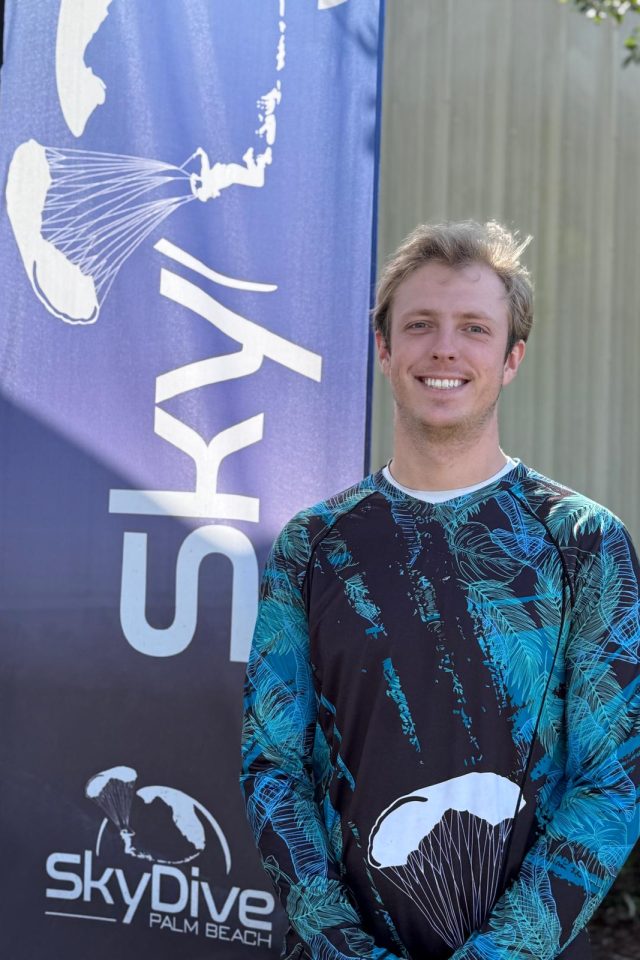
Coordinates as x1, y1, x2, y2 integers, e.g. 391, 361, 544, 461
240, 461, 640, 960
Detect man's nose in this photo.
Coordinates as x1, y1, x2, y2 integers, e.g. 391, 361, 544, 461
430, 327, 458, 359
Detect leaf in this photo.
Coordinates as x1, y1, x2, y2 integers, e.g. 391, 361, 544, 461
453, 523, 522, 582
468, 579, 548, 707
545, 494, 613, 543
286, 878, 359, 939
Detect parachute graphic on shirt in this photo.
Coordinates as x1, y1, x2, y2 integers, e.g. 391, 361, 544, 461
6, 2, 285, 324
368, 772, 525, 950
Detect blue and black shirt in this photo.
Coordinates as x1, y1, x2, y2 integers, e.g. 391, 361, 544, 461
241, 461, 640, 960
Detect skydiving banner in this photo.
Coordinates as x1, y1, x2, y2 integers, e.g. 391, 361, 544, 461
0, 2, 384, 958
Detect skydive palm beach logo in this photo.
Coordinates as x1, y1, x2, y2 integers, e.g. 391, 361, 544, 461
45, 766, 275, 946
87, 766, 231, 866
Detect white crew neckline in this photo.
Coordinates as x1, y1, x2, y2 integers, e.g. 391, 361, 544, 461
382, 457, 519, 504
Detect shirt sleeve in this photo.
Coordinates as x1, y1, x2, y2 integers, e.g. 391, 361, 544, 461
451, 518, 640, 960
240, 520, 400, 960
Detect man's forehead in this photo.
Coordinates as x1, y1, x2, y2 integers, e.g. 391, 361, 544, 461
393, 260, 508, 312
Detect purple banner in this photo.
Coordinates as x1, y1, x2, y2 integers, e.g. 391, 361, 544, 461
0, 1, 384, 957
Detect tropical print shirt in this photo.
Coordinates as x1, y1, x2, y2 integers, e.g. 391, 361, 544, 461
240, 461, 640, 960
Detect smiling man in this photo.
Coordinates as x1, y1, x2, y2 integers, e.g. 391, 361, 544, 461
241, 221, 640, 960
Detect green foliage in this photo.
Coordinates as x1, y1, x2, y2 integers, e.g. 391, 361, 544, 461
560, 0, 640, 64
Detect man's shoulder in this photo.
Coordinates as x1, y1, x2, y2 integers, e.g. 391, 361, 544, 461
281, 474, 380, 540
517, 462, 629, 546
268, 474, 381, 576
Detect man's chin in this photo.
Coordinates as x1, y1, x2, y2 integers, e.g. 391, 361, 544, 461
402, 407, 498, 443
418, 421, 472, 443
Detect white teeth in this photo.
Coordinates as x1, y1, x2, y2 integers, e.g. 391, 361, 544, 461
422, 378, 466, 389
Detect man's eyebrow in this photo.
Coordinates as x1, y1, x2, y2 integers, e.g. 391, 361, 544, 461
459, 311, 495, 322
401, 308, 439, 318
401, 308, 496, 322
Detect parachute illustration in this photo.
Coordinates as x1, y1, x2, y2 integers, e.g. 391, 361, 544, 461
85, 766, 231, 869
6, 142, 199, 324
368, 772, 525, 949
85, 765, 137, 838
6, 2, 286, 324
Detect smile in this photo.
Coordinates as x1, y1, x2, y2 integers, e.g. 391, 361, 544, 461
419, 377, 468, 390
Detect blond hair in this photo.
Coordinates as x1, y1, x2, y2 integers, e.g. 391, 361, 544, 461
373, 220, 533, 355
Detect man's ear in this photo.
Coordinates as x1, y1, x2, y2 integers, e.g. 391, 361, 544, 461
503, 339, 526, 387
376, 330, 391, 376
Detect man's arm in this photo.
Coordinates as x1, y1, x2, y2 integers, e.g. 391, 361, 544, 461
451, 518, 640, 960
240, 519, 399, 960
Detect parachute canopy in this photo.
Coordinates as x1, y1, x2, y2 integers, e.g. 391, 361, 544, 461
85, 765, 138, 832
7, 140, 99, 323
6, 139, 195, 324
369, 771, 524, 869
368, 772, 527, 950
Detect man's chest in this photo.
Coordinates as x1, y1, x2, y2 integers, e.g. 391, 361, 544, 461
305, 509, 568, 779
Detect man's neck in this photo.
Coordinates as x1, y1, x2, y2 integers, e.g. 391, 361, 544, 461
389, 422, 508, 491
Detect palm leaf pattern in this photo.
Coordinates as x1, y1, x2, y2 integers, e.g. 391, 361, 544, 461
546, 493, 616, 542
287, 877, 360, 939
468, 578, 548, 708
241, 464, 640, 960
322, 527, 384, 632
453, 481, 640, 959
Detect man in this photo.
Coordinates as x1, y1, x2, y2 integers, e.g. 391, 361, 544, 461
240, 221, 640, 960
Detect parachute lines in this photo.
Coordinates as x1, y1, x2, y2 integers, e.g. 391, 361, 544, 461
40, 146, 194, 301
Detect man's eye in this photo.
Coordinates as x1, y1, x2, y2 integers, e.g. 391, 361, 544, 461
466, 324, 487, 334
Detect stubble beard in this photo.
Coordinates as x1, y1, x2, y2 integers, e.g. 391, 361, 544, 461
396, 378, 504, 451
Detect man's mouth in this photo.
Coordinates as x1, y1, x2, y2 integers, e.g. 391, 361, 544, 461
418, 377, 469, 390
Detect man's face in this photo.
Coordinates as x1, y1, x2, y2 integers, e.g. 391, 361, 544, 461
376, 260, 526, 441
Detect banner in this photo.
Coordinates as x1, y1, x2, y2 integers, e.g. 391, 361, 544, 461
0, 1, 384, 957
